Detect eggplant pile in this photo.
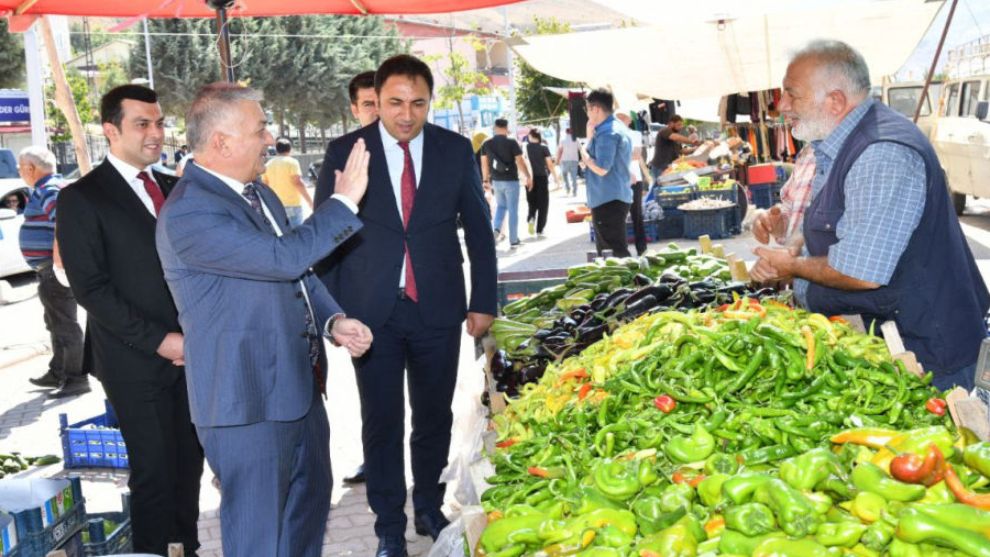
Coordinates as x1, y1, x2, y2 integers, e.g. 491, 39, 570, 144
489, 273, 778, 398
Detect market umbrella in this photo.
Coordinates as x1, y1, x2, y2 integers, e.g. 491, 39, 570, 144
511, 0, 943, 101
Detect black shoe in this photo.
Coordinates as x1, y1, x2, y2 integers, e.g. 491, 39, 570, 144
49, 378, 91, 399
414, 511, 450, 541
375, 536, 407, 557
29, 372, 61, 388
343, 463, 366, 484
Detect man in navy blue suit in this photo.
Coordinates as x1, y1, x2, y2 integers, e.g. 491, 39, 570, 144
315, 55, 497, 557
156, 82, 374, 556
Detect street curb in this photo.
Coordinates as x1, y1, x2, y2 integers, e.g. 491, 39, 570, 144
0, 343, 49, 370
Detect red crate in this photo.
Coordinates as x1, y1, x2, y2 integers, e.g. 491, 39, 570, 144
747, 164, 777, 185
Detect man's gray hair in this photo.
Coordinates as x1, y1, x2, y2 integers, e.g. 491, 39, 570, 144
18, 146, 56, 172
791, 39, 871, 101
186, 82, 264, 152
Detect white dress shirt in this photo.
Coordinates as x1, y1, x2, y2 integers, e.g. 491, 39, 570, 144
106, 153, 160, 217
378, 120, 423, 288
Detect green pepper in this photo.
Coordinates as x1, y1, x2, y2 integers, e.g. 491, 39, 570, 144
723, 473, 773, 505
634, 517, 701, 557
724, 502, 777, 536
851, 462, 925, 502
849, 491, 887, 523
638, 458, 659, 487
738, 444, 797, 466
575, 547, 622, 557
860, 520, 894, 551
705, 452, 739, 475
480, 512, 547, 553
576, 487, 625, 515
632, 496, 687, 536
918, 481, 955, 505
815, 521, 868, 548
887, 538, 923, 557
666, 423, 716, 463
896, 506, 990, 557
752, 537, 832, 557
911, 502, 990, 534
593, 459, 641, 501
697, 473, 729, 508
484, 544, 526, 557
576, 508, 637, 538
660, 482, 696, 513
964, 442, 990, 478
779, 448, 841, 491
753, 479, 821, 538
718, 530, 786, 556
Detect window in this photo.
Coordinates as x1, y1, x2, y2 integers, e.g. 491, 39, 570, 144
962, 80, 983, 117
946, 83, 961, 117
888, 86, 931, 118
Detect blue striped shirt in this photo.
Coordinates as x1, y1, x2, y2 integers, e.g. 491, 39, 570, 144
794, 100, 926, 305
18, 175, 61, 269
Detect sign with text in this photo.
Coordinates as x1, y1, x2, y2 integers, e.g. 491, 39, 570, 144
0, 92, 30, 123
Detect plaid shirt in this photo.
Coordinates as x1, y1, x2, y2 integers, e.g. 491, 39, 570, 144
794, 99, 926, 305
778, 145, 816, 243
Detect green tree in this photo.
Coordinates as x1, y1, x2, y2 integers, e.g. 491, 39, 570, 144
515, 17, 578, 135
429, 36, 491, 134
0, 19, 26, 89
97, 61, 129, 95
46, 69, 93, 142
129, 18, 219, 118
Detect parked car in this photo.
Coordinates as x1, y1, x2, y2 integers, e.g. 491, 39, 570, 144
0, 157, 32, 278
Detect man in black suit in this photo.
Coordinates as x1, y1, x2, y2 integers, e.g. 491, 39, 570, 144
315, 54, 497, 557
56, 85, 203, 556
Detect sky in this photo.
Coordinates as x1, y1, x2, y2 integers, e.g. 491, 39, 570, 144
590, 0, 989, 81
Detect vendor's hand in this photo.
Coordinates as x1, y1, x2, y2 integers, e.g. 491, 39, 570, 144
332, 317, 373, 357
157, 332, 185, 366
466, 312, 495, 338
751, 246, 799, 282
753, 206, 786, 245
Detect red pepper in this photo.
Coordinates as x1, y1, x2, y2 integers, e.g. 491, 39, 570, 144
558, 368, 589, 383
654, 395, 676, 413
495, 438, 518, 449
528, 466, 551, 478
890, 443, 944, 486
828, 315, 849, 324
672, 468, 704, 486
943, 461, 990, 510
925, 398, 947, 416
717, 303, 731, 312
688, 474, 707, 488
578, 383, 594, 400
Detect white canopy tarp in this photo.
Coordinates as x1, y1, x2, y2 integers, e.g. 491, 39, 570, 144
512, 0, 943, 101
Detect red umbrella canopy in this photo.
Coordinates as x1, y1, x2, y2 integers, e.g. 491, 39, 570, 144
2, 0, 526, 30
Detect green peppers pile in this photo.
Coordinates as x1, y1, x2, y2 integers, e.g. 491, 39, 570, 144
477, 302, 983, 556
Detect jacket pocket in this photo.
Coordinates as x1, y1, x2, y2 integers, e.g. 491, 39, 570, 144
214, 329, 276, 403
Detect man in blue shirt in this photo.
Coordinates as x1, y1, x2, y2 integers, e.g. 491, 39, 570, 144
752, 40, 989, 389
580, 88, 633, 257
17, 146, 89, 397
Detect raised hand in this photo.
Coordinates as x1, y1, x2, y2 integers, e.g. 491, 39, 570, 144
334, 138, 371, 206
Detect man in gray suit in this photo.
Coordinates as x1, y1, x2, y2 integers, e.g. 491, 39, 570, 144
156, 83, 372, 556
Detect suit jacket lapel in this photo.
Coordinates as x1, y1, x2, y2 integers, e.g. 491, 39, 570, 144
185, 162, 271, 232
255, 181, 290, 231
99, 160, 157, 227
365, 124, 404, 233
408, 124, 440, 231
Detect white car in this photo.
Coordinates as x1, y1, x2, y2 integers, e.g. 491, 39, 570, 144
0, 160, 32, 278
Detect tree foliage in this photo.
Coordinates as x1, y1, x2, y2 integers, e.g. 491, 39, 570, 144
429, 37, 492, 134
515, 17, 578, 127
0, 20, 26, 89
46, 69, 93, 142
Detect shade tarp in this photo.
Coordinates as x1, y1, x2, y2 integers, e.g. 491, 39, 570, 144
512, 0, 942, 101
2, 0, 525, 31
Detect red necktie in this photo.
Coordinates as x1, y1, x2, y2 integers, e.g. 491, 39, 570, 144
398, 142, 418, 302
137, 171, 165, 215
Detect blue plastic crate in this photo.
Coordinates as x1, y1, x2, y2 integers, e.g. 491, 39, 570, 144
82, 493, 131, 556
59, 401, 128, 470
749, 183, 782, 210
655, 185, 696, 209
682, 207, 734, 239
5, 478, 85, 557
588, 220, 661, 244
657, 209, 684, 239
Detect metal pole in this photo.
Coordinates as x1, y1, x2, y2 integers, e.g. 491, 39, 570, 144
143, 18, 154, 89
503, 6, 517, 130
23, 23, 46, 148
215, 6, 235, 82
914, 0, 958, 123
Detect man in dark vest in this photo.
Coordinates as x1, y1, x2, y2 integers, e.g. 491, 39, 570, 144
752, 39, 989, 390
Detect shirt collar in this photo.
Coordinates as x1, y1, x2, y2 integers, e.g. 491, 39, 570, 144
32, 174, 56, 189
594, 114, 616, 133
378, 120, 424, 150
106, 152, 154, 184
814, 98, 875, 161
194, 162, 251, 197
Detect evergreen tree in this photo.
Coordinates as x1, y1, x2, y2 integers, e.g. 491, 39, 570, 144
0, 20, 26, 89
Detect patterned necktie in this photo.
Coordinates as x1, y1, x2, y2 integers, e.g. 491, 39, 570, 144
242, 183, 325, 395
137, 171, 165, 215
398, 141, 418, 302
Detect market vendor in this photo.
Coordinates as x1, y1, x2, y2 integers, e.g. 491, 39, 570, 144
648, 115, 701, 181
751, 39, 989, 390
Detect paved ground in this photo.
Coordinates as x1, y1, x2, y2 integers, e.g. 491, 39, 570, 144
3, 182, 990, 556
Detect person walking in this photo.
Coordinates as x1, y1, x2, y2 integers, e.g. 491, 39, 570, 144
481, 118, 531, 248
615, 113, 648, 255
524, 129, 555, 238
556, 128, 580, 196
262, 138, 313, 227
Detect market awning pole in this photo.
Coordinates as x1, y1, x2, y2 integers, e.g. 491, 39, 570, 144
40, 16, 92, 175
209, 0, 236, 82
914, 0, 958, 123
